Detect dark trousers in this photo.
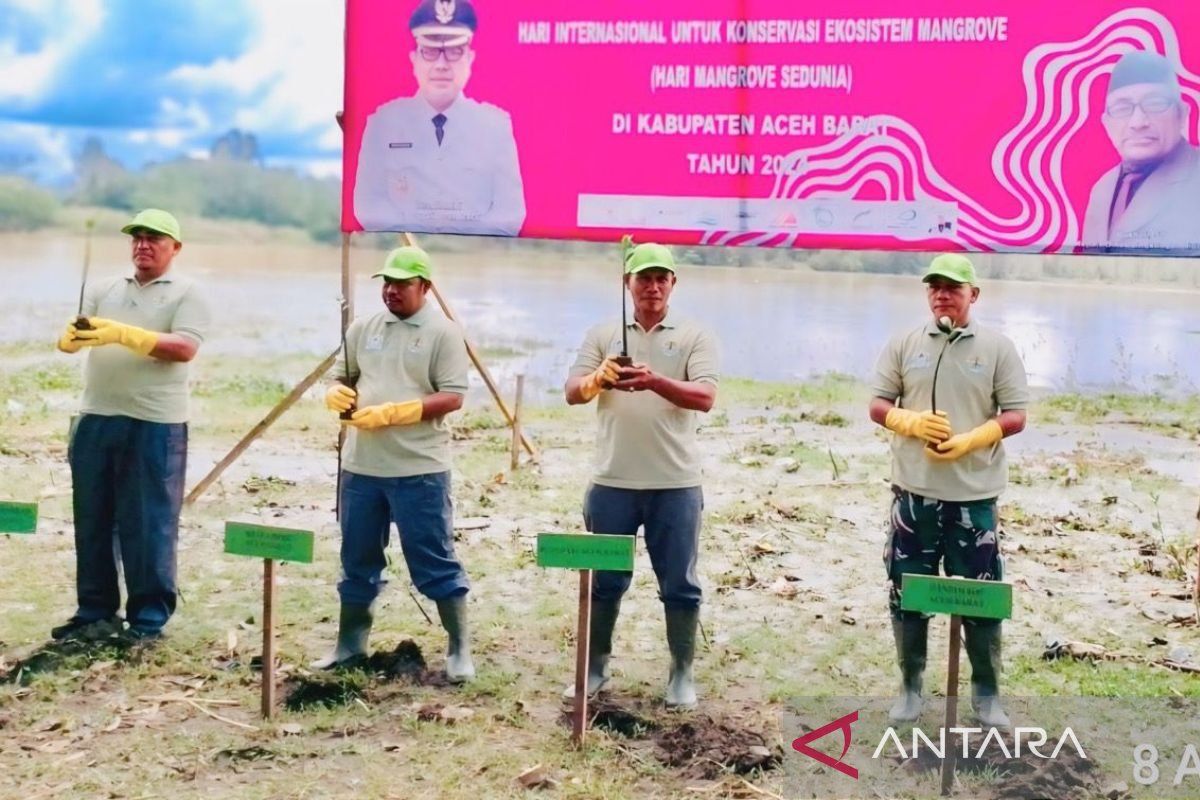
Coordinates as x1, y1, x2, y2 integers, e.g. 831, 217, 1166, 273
583, 483, 704, 609
69, 414, 187, 630
338, 470, 470, 606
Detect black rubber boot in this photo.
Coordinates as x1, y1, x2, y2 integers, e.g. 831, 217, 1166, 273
310, 603, 373, 669
562, 598, 621, 699
888, 616, 928, 724
436, 595, 476, 683
965, 620, 1010, 729
664, 605, 699, 709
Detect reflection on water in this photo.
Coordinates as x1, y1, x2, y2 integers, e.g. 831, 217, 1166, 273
4, 235, 1199, 403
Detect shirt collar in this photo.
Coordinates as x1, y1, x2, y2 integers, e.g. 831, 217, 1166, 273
923, 318, 976, 339
416, 93, 467, 117
385, 301, 432, 327
125, 274, 173, 287
629, 309, 677, 333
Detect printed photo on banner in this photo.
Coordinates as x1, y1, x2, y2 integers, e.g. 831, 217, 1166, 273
1080, 50, 1200, 255
342, 2, 1200, 258
352, 0, 527, 236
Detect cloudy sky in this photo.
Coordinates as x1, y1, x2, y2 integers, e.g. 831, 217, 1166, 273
0, 0, 344, 185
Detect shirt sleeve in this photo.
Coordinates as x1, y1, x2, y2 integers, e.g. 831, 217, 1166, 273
871, 335, 904, 401
430, 322, 470, 395
170, 282, 211, 343
569, 325, 608, 378
684, 327, 720, 385
993, 335, 1030, 411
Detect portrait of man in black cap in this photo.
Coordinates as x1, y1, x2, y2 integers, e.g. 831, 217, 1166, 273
1081, 50, 1200, 253
353, 0, 526, 236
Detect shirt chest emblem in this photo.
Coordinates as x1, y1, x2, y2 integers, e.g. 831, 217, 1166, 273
364, 334, 385, 352
906, 352, 932, 370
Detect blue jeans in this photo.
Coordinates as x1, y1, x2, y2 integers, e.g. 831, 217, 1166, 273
69, 414, 187, 630
583, 483, 704, 609
338, 470, 470, 606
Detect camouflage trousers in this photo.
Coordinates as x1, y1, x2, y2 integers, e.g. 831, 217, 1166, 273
884, 485, 1003, 620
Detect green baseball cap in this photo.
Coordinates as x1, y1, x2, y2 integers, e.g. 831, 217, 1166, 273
373, 246, 433, 281
624, 242, 676, 275
121, 208, 182, 242
922, 253, 976, 285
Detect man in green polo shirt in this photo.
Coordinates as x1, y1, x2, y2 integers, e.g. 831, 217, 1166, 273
314, 246, 475, 683
564, 239, 720, 709
53, 209, 210, 641
869, 253, 1029, 728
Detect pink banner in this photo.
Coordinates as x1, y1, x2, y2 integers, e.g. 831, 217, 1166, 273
343, 1, 1200, 256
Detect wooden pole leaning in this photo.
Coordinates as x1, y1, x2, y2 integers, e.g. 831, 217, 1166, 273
185, 347, 339, 505
399, 231, 539, 462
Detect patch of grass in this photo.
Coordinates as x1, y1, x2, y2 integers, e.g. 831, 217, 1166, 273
0, 363, 80, 398
1036, 391, 1200, 436
193, 374, 290, 405
1009, 655, 1200, 698
777, 410, 850, 427
719, 372, 865, 410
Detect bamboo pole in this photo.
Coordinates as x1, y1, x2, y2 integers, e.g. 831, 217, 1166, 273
400, 231, 539, 461
185, 348, 339, 505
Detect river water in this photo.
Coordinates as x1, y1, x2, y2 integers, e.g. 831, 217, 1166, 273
4, 235, 1198, 402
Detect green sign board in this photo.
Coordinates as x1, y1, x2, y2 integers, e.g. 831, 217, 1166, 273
0, 501, 38, 534
537, 533, 635, 572
224, 522, 314, 564
901, 575, 1012, 620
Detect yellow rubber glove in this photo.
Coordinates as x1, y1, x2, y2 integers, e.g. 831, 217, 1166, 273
578, 357, 622, 402
884, 407, 952, 445
325, 384, 357, 413
927, 419, 1003, 462
72, 317, 159, 356
346, 399, 423, 430
56, 321, 84, 354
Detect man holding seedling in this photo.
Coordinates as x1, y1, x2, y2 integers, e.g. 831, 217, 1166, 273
316, 245, 475, 683
565, 239, 720, 709
53, 208, 209, 642
868, 253, 1028, 728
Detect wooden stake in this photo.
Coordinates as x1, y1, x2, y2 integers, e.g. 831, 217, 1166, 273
510, 374, 525, 471
1193, 499, 1199, 623
941, 615, 962, 796
400, 231, 539, 461
185, 348, 339, 505
336, 233, 353, 521
262, 558, 277, 719
572, 569, 593, 747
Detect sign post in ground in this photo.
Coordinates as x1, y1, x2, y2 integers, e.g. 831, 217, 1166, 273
901, 574, 1013, 796
537, 532, 635, 746
224, 521, 315, 719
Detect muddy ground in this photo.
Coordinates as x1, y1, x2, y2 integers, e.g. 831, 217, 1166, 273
1, 348, 1198, 799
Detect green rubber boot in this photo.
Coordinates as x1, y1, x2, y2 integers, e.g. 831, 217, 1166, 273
664, 606, 699, 709
310, 603, 373, 669
966, 620, 1011, 730
436, 595, 476, 683
562, 598, 621, 699
888, 616, 928, 724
